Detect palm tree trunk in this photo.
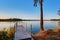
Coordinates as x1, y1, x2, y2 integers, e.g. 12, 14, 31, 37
40, 0, 44, 31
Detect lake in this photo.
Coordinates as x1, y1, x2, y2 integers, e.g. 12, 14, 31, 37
25, 21, 59, 34
0, 21, 59, 33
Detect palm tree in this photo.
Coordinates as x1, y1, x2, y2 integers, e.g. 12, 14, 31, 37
34, 0, 44, 31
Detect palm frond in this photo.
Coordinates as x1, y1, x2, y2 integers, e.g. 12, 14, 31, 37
58, 10, 60, 16
34, 0, 38, 7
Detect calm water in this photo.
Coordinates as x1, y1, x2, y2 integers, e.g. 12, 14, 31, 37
0, 21, 59, 34
25, 21, 59, 33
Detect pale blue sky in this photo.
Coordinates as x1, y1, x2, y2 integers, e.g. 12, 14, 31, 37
0, 0, 60, 19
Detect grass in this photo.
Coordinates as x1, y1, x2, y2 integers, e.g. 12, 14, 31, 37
0, 31, 14, 40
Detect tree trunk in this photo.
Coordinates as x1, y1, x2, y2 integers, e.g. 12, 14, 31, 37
40, 0, 44, 31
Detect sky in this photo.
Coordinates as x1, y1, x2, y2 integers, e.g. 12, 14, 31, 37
0, 0, 60, 19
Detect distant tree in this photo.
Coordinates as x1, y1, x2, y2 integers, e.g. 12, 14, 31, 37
34, 0, 44, 31
58, 9, 60, 16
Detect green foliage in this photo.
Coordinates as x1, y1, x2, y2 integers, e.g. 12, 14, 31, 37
0, 32, 14, 40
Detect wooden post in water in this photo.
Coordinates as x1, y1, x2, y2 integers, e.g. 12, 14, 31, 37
30, 24, 32, 36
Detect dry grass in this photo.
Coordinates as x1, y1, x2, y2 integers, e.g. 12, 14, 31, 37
32, 29, 60, 40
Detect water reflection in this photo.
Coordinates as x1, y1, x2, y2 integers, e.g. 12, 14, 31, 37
58, 21, 60, 27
